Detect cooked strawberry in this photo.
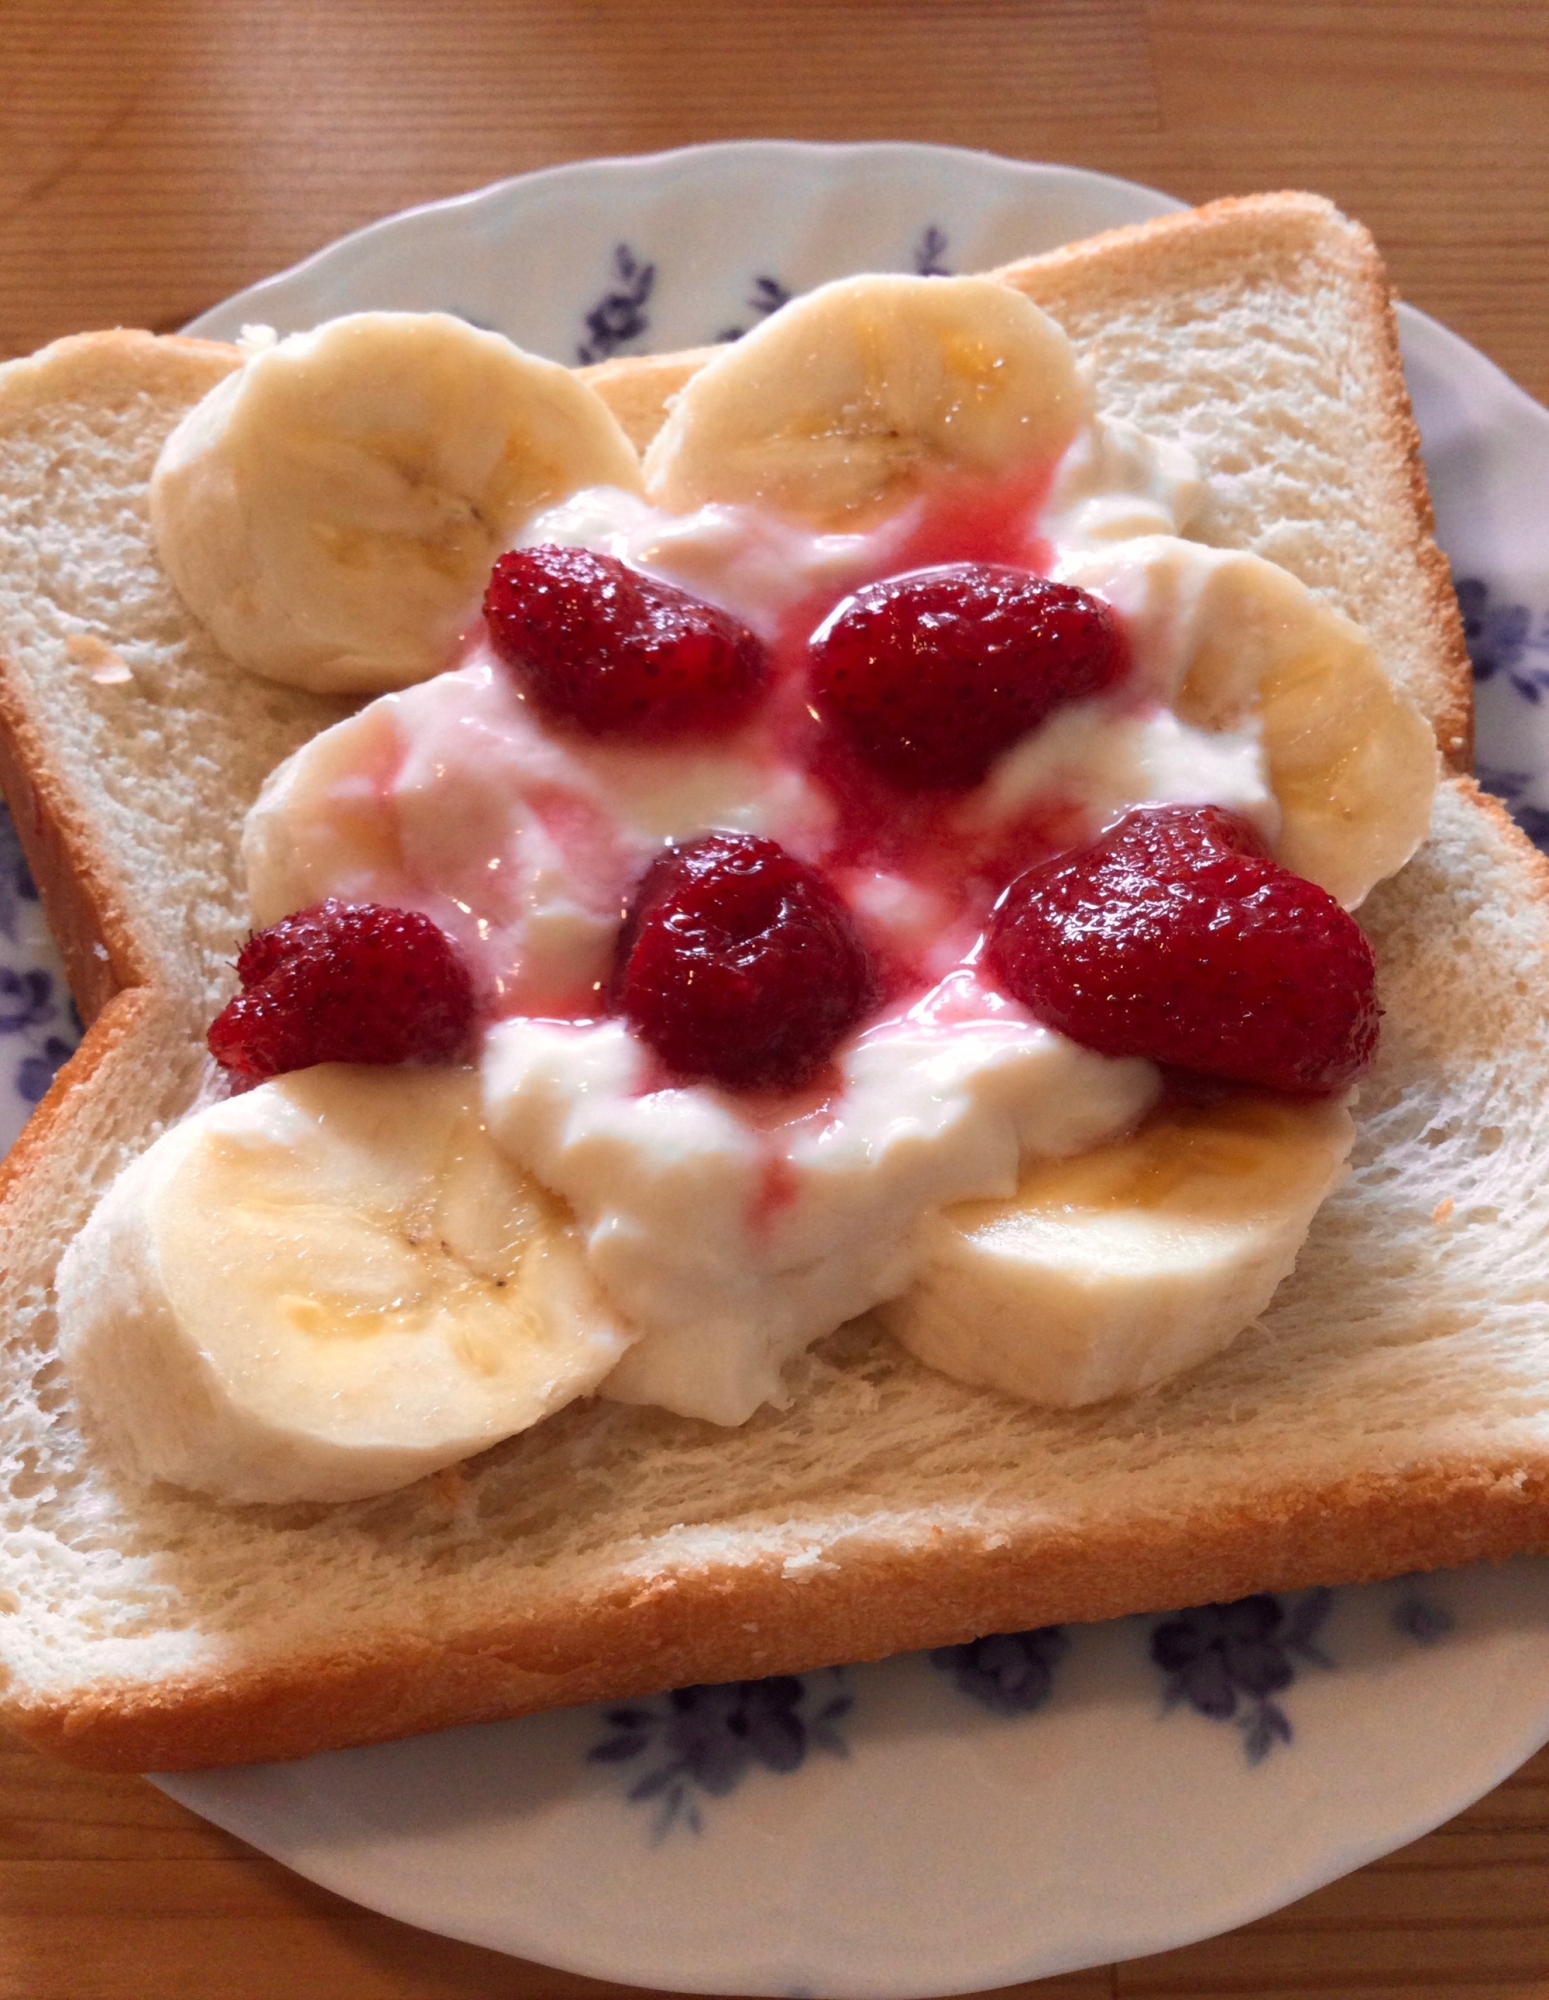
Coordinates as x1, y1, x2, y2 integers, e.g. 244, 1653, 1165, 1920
484, 544, 769, 739
612, 832, 876, 1091
208, 900, 474, 1079
807, 563, 1124, 790
232, 902, 340, 988
985, 805, 1379, 1095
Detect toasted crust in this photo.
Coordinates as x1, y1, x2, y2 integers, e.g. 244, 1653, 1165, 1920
0, 672, 144, 1026
0, 199, 1536, 1774
11, 1448, 1549, 1772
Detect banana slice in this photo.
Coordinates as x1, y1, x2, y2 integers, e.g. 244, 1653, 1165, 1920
642, 274, 1087, 530
243, 696, 405, 925
151, 311, 644, 695
1057, 536, 1438, 907
56, 1066, 634, 1503
878, 1091, 1354, 1408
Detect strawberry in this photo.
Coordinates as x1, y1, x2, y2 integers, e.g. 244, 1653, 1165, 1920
807, 563, 1124, 790
208, 901, 475, 1080
612, 832, 876, 1091
985, 805, 1379, 1094
484, 544, 769, 739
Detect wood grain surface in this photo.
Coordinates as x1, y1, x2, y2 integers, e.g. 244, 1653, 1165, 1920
4, 2, 1549, 1995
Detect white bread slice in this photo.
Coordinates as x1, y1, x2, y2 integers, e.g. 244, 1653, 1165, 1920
0, 194, 1537, 1777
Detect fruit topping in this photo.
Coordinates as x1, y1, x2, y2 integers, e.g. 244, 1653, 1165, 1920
149, 312, 646, 697
807, 563, 1125, 791
640, 273, 1085, 529
208, 900, 475, 1080
985, 805, 1379, 1095
484, 544, 769, 739
611, 831, 877, 1091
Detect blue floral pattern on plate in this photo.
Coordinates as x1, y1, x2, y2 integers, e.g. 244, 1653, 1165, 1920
589, 1671, 852, 1836
716, 275, 794, 345
911, 224, 952, 276
0, 807, 80, 1124
602, 222, 955, 355
1152, 1590, 1333, 1763
1461, 574, 1549, 850
930, 1623, 1068, 1715
585, 1581, 1466, 1835
576, 243, 656, 365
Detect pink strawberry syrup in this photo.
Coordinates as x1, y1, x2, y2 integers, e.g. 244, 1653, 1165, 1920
754, 463, 1111, 999
404, 460, 1119, 1047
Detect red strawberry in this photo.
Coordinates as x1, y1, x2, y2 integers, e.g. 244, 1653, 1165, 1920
484, 544, 769, 739
612, 832, 876, 1091
985, 805, 1379, 1095
808, 563, 1124, 790
208, 900, 474, 1080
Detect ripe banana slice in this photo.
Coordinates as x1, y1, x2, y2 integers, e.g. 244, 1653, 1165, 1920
642, 274, 1088, 530
243, 696, 405, 927
878, 1090, 1354, 1408
151, 312, 644, 695
56, 1066, 634, 1504
1057, 536, 1438, 907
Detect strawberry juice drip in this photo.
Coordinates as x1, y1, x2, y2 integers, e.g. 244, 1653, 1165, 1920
412, 463, 1121, 1051
875, 463, 1055, 577
756, 462, 1109, 998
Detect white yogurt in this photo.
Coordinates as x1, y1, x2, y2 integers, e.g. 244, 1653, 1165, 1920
244, 651, 837, 1014
519, 485, 892, 640
481, 975, 1159, 1426
522, 407, 1205, 633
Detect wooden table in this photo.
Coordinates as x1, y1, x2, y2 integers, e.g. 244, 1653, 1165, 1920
4, 3, 1549, 1994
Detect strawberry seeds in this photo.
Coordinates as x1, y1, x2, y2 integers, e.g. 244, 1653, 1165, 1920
986, 806, 1380, 1096
208, 900, 474, 1079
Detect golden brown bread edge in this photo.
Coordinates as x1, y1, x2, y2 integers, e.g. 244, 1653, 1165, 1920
23, 1423, 1549, 1771
0, 195, 1520, 1772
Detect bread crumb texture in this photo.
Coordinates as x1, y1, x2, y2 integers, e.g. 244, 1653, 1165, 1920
0, 332, 352, 1029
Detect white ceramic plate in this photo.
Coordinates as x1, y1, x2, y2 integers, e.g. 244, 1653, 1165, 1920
8, 143, 1549, 1997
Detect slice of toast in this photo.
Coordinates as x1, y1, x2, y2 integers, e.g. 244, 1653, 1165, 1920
2, 194, 1542, 1775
